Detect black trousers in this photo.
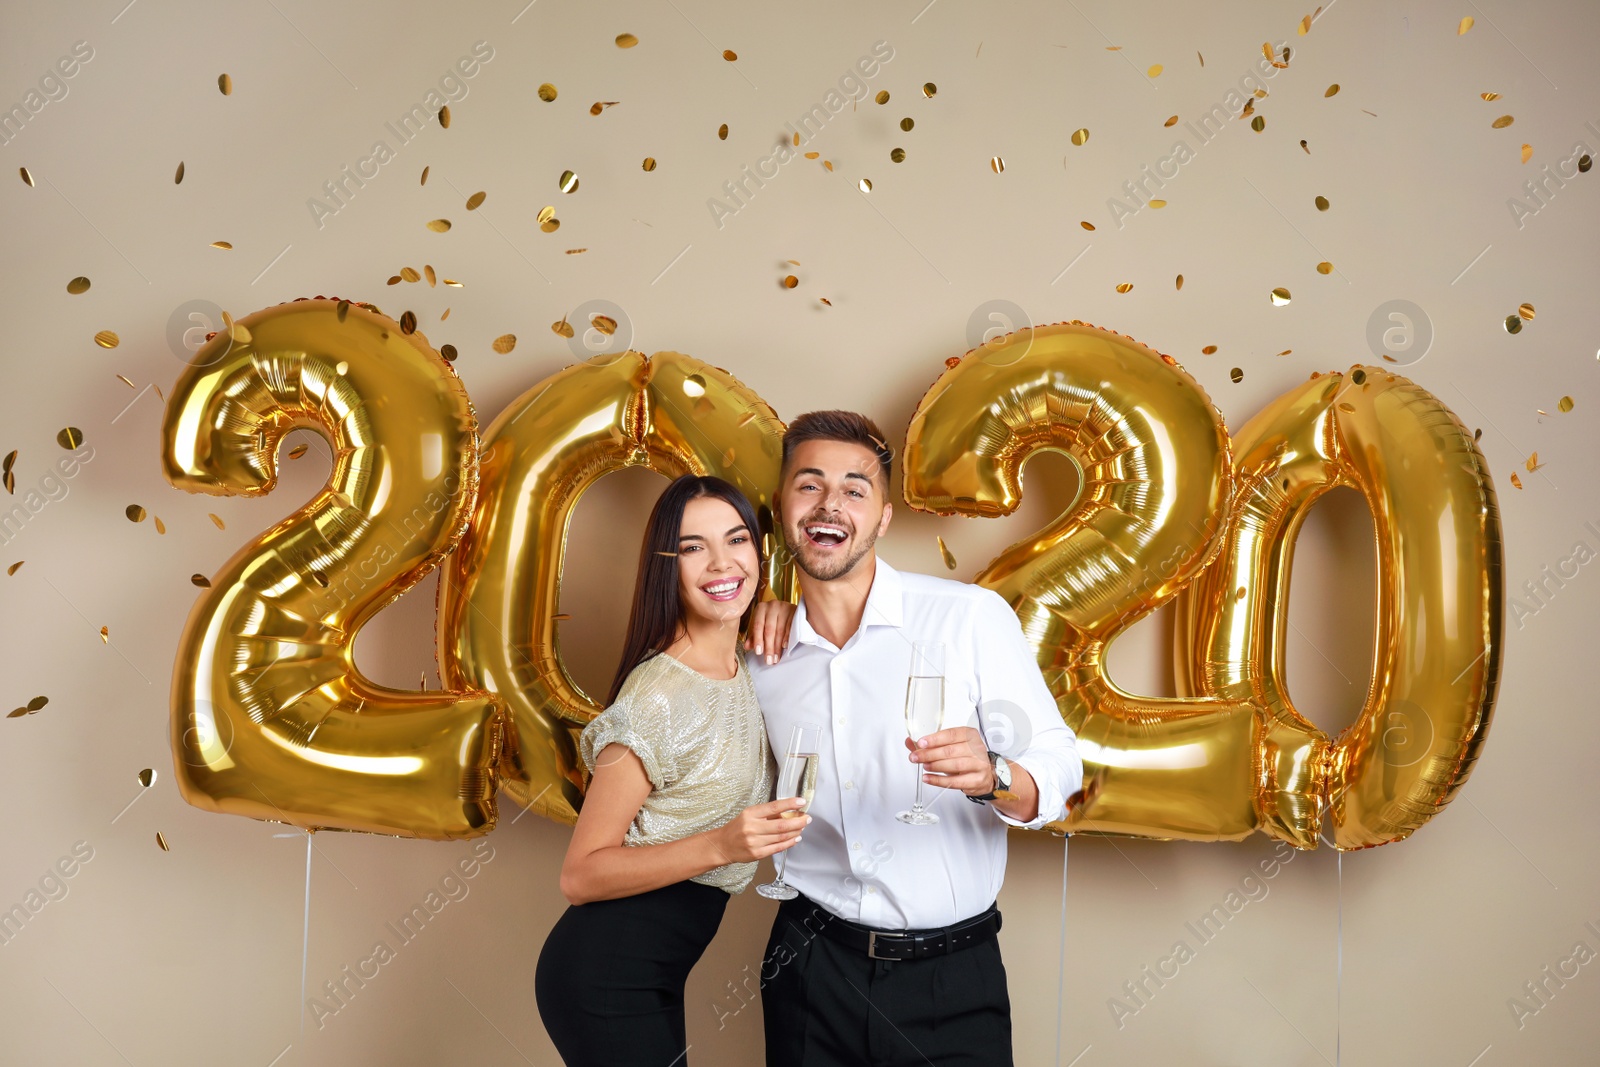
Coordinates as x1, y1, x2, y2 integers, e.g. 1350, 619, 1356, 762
760, 895, 1014, 1067
535, 879, 729, 1067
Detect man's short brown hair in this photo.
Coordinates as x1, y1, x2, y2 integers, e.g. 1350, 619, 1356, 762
781, 410, 893, 489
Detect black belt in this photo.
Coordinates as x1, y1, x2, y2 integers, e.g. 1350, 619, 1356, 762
789, 898, 1002, 961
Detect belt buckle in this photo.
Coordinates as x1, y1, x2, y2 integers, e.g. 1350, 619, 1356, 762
866, 931, 907, 960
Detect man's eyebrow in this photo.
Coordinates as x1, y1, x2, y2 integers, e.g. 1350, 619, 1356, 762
793, 467, 873, 483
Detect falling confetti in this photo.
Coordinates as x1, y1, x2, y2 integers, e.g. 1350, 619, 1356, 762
1315, 195, 1330, 211
218, 73, 232, 95
156, 832, 170, 852
1270, 287, 1292, 306
1115, 282, 1133, 293
783, 275, 799, 289
901, 117, 914, 131
718, 123, 729, 140
1518, 303, 1535, 320
466, 191, 486, 210
1525, 452, 1543, 473
174, 161, 185, 184
1558, 396, 1574, 413
922, 82, 937, 97
191, 574, 211, 587
399, 311, 417, 335
1071, 128, 1090, 146
1149, 199, 1167, 208
1230, 367, 1244, 383
1325, 84, 1339, 97
538, 83, 558, 102
20, 166, 34, 186
540, 217, 560, 233
126, 505, 147, 523
492, 334, 517, 354
990, 156, 1005, 174
1491, 115, 1514, 129
552, 317, 574, 338
1458, 16, 1475, 35
1521, 144, 1533, 163
890, 148, 905, 162
99, 626, 108, 644
420, 166, 429, 185
1147, 64, 1163, 77
439, 106, 451, 128
57, 427, 83, 449
8, 696, 48, 718
723, 49, 738, 61
642, 157, 657, 171
937, 536, 957, 570
1509, 472, 1523, 489
440, 344, 458, 362
1080, 221, 1095, 231
559, 170, 579, 193
1317, 261, 1334, 274
859, 178, 872, 192
592, 315, 618, 335
427, 219, 452, 232
210, 241, 232, 250
287, 444, 309, 460
209, 513, 225, 530
67, 276, 90, 295
616, 32, 638, 48
1504, 315, 1522, 334
425, 264, 437, 286
1175, 274, 1184, 290
138, 768, 156, 787
6, 562, 21, 576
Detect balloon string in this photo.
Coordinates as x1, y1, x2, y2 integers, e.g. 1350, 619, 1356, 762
1054, 836, 1069, 1066
301, 831, 313, 1035
1336, 849, 1343, 1067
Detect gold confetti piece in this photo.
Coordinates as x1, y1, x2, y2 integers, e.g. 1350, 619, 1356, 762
723, 49, 737, 61
1491, 115, 1514, 129
1230, 367, 1244, 383
566, 248, 587, 254
616, 32, 638, 48
1525, 451, 1542, 472
1509, 472, 1522, 489
1080, 220, 1095, 231
1521, 144, 1533, 163
424, 264, 437, 286
7, 696, 48, 718
922, 82, 937, 97
804, 151, 819, 159
1262, 42, 1273, 59
859, 177, 872, 192
67, 276, 90, 295
718, 123, 729, 140
1164, 115, 1179, 127
209, 513, 225, 530
219, 72, 233, 95
1280, 350, 1294, 357
399, 311, 417, 335
387, 275, 401, 286
559, 170, 579, 193
793, 132, 800, 147
1504, 315, 1522, 334
1317, 261, 1333, 274
427, 218, 452, 232
872, 90, 890, 105
174, 161, 185, 183
1149, 198, 1167, 208
126, 504, 146, 523
492, 334, 517, 354
1202, 345, 1218, 354
138, 768, 156, 787
1198, 51, 1204, 66
1300, 139, 1310, 153
94, 330, 119, 349
1115, 282, 1133, 293
538, 83, 558, 102
287, 443, 309, 460
20, 166, 34, 186
552, 317, 574, 338
1481, 91, 1500, 101
783, 275, 799, 289
537, 205, 556, 225
1105, 45, 1121, 51
439, 105, 451, 128
592, 315, 618, 335
589, 101, 622, 115
937, 536, 957, 570
210, 240, 232, 250
683, 375, 707, 398
2, 450, 14, 475
642, 156, 657, 171
6, 562, 20, 576
1148, 64, 1163, 77
99, 625, 108, 643
1270, 287, 1292, 306
786, 259, 800, 266
1251, 115, 1266, 132
1459, 16, 1474, 34
1299, 14, 1312, 34
466, 191, 486, 210
1070, 128, 1089, 146
891, 148, 906, 162
1315, 195, 1330, 211
1325, 83, 1339, 97
1518, 303, 1535, 319
1581, 155, 1593, 173
819, 297, 832, 306
823, 160, 833, 171
443, 278, 463, 287
901, 116, 915, 132
116, 373, 134, 388
990, 156, 1005, 173
156, 832, 170, 852
1554, 395, 1574, 412
1176, 274, 1184, 289
440, 344, 458, 362
56, 427, 83, 449
540, 217, 560, 232
191, 573, 211, 587
420, 166, 429, 185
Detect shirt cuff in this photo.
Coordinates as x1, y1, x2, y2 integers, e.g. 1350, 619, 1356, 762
993, 753, 1079, 830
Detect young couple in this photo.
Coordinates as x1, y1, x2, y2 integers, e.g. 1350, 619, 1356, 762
534, 411, 1084, 1066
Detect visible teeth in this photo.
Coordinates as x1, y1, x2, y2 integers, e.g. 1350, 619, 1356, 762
704, 580, 740, 594
806, 524, 847, 538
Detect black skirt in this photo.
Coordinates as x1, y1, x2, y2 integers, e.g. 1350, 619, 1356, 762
535, 878, 730, 1067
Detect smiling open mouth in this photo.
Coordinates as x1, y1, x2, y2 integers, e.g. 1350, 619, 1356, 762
701, 577, 745, 602
805, 523, 849, 548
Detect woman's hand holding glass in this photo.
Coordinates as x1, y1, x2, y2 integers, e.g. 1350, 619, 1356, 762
709, 796, 809, 866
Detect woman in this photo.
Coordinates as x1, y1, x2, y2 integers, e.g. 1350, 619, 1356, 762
535, 474, 807, 1067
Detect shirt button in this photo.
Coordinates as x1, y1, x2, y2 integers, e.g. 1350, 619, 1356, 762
851, 841, 861, 850
843, 780, 854, 790
837, 717, 845, 725
866, 886, 876, 894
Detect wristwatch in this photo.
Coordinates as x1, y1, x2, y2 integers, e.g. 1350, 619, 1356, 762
967, 750, 1012, 804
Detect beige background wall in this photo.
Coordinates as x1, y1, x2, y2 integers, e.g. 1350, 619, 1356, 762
2, 1, 1596, 1064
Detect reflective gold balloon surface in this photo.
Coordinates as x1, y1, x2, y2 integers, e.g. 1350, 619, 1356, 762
161, 298, 502, 839
1179, 368, 1503, 850
439, 351, 792, 825
904, 321, 1270, 842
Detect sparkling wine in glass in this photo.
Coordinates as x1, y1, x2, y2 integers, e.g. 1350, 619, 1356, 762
757, 722, 821, 901
896, 641, 946, 826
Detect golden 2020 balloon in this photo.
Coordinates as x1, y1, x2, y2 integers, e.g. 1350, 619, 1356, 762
438, 351, 792, 825
161, 298, 502, 839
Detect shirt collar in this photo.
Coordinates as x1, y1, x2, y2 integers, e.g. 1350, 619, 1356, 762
787, 555, 904, 653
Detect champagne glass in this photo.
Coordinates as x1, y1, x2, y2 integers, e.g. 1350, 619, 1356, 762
756, 722, 821, 901
896, 641, 946, 826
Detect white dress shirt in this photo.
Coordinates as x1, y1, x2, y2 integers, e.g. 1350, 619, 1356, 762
749, 557, 1082, 930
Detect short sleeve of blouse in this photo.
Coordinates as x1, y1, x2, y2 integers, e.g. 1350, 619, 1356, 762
579, 657, 678, 789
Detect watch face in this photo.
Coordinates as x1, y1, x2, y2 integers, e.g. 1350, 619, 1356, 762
992, 753, 1011, 788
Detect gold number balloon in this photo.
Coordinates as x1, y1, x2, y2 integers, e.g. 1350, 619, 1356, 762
1177, 368, 1503, 850
904, 321, 1503, 850
161, 298, 503, 839
438, 351, 792, 825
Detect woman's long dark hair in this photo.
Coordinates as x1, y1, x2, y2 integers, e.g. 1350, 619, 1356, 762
606, 475, 766, 705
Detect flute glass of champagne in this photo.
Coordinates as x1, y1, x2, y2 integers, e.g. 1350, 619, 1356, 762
756, 722, 821, 901
896, 641, 946, 826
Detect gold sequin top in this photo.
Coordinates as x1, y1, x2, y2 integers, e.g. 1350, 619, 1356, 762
579, 648, 775, 893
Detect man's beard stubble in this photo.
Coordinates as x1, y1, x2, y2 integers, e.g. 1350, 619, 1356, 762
785, 513, 880, 582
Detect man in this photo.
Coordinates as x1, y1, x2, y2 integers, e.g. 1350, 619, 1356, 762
747, 410, 1083, 1067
